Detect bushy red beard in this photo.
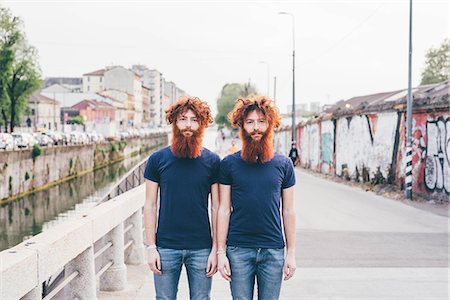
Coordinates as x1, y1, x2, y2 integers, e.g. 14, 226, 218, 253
171, 125, 204, 158
240, 126, 274, 163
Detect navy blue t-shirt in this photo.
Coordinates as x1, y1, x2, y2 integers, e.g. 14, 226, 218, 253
219, 151, 296, 248
144, 146, 220, 249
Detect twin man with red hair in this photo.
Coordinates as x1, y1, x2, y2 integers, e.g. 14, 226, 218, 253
144, 95, 297, 299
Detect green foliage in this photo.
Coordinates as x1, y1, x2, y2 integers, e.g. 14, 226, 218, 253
31, 143, 41, 160
110, 142, 117, 153
67, 116, 84, 125
215, 82, 258, 127
420, 39, 450, 85
0, 6, 41, 133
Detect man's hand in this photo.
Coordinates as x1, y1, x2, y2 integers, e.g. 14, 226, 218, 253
283, 252, 296, 280
206, 249, 218, 277
217, 253, 231, 281
147, 248, 162, 275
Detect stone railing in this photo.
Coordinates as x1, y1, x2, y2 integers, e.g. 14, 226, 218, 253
0, 184, 146, 299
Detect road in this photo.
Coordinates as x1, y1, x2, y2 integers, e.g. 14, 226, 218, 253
98, 130, 449, 299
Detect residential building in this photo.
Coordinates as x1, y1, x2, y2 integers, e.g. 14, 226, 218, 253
71, 99, 115, 123
131, 65, 164, 127
99, 89, 131, 128
28, 92, 61, 130
44, 77, 83, 92
142, 85, 151, 124
82, 69, 105, 93
104, 66, 143, 126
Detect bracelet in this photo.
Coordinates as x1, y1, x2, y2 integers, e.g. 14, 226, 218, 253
216, 249, 226, 255
146, 244, 157, 250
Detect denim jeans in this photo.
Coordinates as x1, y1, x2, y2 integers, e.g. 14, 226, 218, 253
154, 247, 212, 300
227, 246, 285, 300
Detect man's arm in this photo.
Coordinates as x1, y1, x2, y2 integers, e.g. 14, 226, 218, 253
206, 183, 219, 276
217, 184, 232, 281
282, 186, 296, 280
144, 179, 161, 275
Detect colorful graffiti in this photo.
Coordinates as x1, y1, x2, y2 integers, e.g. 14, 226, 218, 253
335, 112, 398, 180
424, 117, 450, 194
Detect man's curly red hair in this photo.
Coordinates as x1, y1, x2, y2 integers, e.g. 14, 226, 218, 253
165, 96, 213, 127
165, 96, 213, 158
228, 95, 281, 163
228, 95, 281, 129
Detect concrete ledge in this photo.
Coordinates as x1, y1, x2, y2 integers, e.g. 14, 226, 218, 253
0, 247, 38, 299
89, 185, 144, 242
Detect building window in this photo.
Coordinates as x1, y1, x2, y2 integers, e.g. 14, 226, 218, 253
88, 77, 90, 82
100, 77, 102, 83
87, 86, 90, 91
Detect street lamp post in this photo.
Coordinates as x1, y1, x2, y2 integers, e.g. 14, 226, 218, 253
279, 12, 296, 146
259, 61, 270, 97
405, 0, 413, 199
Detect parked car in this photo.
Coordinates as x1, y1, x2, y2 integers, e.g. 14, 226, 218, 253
44, 131, 63, 145
12, 133, 28, 148
0, 133, 14, 150
33, 133, 53, 147
61, 132, 72, 145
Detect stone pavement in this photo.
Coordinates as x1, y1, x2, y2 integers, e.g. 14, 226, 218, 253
97, 261, 448, 299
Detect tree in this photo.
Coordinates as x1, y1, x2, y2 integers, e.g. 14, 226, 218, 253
6, 42, 41, 132
420, 39, 449, 85
0, 7, 20, 132
0, 6, 41, 133
215, 82, 258, 127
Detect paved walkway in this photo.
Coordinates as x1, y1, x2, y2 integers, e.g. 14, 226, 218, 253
98, 167, 449, 299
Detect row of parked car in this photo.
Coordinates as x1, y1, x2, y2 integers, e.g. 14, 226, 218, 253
0, 127, 169, 151
0, 131, 107, 151
117, 127, 169, 140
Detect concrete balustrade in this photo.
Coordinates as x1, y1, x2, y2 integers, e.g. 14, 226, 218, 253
0, 184, 146, 300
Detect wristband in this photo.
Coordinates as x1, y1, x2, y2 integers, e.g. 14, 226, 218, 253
146, 244, 157, 250
217, 249, 226, 255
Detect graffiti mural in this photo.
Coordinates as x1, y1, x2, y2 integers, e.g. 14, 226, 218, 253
424, 117, 450, 194
335, 112, 398, 180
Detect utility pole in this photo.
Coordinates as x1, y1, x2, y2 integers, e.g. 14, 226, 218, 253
405, 0, 413, 199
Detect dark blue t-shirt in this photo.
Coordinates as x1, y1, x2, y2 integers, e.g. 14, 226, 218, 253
144, 146, 220, 249
219, 151, 296, 248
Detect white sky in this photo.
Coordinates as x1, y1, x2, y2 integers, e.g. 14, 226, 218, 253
2, 0, 449, 114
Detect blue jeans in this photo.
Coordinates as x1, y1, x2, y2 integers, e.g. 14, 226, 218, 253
227, 246, 285, 300
154, 247, 212, 300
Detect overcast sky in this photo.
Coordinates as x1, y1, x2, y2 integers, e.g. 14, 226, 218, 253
2, 0, 449, 114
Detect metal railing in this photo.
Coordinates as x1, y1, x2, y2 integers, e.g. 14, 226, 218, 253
98, 157, 148, 205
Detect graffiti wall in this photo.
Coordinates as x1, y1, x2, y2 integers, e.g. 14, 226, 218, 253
293, 109, 449, 201
334, 112, 398, 181
274, 129, 291, 157
398, 112, 449, 200
299, 123, 320, 170
321, 120, 334, 174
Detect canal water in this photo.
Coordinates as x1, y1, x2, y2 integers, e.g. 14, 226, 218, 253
0, 150, 157, 251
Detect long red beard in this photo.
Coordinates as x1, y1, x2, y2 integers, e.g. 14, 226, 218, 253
240, 126, 275, 163
170, 125, 204, 158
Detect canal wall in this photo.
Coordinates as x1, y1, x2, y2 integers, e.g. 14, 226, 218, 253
279, 81, 449, 202
0, 133, 168, 202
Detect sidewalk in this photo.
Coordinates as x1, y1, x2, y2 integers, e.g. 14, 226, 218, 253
97, 263, 448, 299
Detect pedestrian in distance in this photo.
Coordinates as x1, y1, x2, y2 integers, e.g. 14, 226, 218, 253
217, 95, 297, 299
143, 96, 220, 300
289, 142, 299, 166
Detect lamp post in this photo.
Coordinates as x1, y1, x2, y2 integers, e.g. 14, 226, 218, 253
279, 11, 296, 146
259, 61, 270, 97
405, 0, 413, 199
